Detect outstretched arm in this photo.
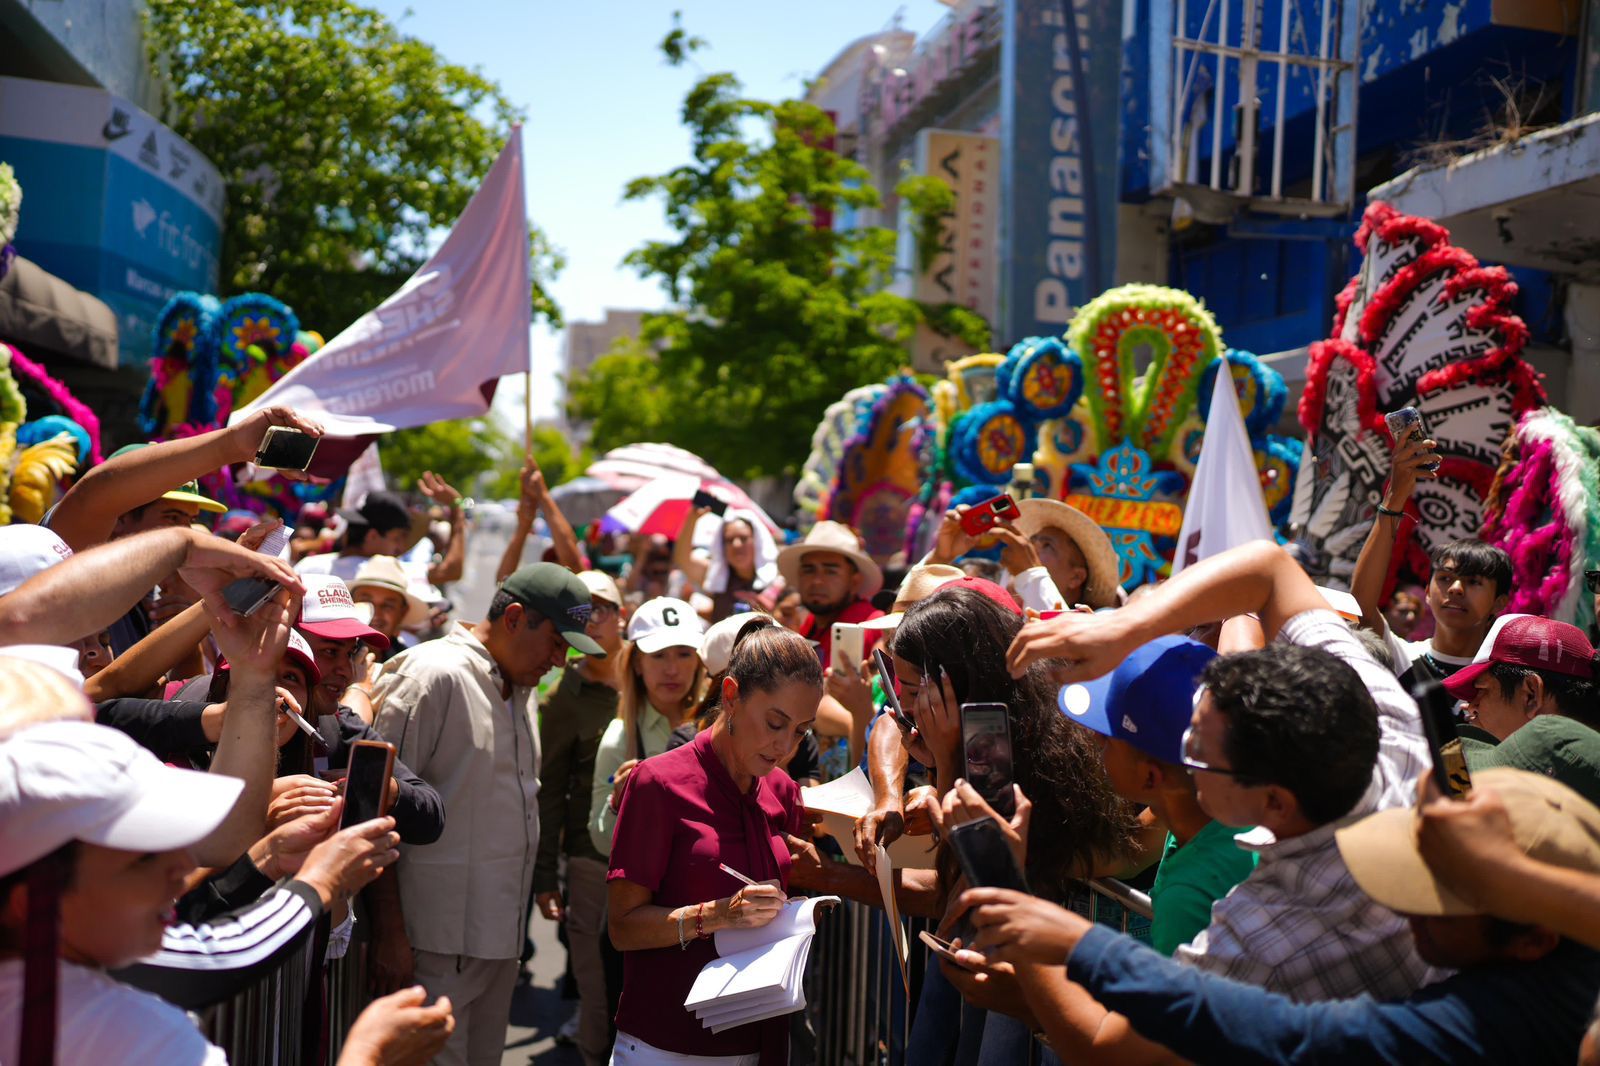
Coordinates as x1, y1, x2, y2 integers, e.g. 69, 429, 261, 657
1007, 540, 1329, 680
0, 527, 301, 647
671, 505, 711, 587
49, 407, 320, 550
1351, 430, 1438, 635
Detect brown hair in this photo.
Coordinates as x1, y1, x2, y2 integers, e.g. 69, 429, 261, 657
727, 618, 823, 694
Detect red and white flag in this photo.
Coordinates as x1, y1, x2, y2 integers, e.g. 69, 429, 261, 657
230, 128, 532, 474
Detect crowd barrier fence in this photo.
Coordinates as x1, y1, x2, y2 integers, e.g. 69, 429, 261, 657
195, 879, 1149, 1065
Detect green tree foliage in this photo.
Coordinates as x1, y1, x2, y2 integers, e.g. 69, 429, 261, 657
144, 0, 562, 334
565, 20, 987, 480
381, 417, 588, 501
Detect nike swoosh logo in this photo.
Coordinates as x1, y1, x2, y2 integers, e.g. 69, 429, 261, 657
103, 121, 131, 141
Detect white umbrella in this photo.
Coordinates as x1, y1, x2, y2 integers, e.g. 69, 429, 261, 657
586, 443, 722, 491
601, 475, 781, 538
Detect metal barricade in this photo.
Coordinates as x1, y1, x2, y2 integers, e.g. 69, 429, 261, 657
806, 879, 1152, 1066
200, 908, 374, 1066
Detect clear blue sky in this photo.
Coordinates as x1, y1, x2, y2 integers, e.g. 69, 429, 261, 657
364, 0, 952, 426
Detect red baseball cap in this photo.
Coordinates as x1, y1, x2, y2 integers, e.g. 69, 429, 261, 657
947, 576, 1022, 615
1443, 614, 1596, 701
296, 574, 391, 650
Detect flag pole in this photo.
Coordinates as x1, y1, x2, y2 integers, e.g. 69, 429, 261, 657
524, 369, 533, 454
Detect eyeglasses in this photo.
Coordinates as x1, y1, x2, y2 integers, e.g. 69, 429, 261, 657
1586, 570, 1600, 595
589, 602, 620, 623
1179, 722, 1264, 782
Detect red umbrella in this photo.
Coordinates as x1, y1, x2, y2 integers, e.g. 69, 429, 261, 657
600, 475, 780, 538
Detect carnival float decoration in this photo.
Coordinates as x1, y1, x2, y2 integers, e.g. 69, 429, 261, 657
1479, 408, 1600, 630
0, 344, 100, 525
1289, 201, 1546, 590
796, 284, 1300, 590
136, 289, 333, 521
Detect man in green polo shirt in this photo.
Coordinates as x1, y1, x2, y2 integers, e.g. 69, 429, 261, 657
1057, 635, 1258, 954
532, 570, 625, 1066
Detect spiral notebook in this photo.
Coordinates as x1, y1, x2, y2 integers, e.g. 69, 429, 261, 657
683, 895, 840, 1033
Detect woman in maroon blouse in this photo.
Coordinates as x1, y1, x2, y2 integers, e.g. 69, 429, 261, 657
607, 618, 823, 1065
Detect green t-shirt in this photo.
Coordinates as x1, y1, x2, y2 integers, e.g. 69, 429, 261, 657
1148, 819, 1259, 956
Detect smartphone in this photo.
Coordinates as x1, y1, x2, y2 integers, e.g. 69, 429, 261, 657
873, 647, 913, 736
917, 929, 972, 968
831, 623, 865, 678
959, 494, 1022, 538
221, 576, 280, 616
340, 739, 396, 829
949, 817, 1030, 892
691, 487, 728, 517
960, 702, 1015, 819
1384, 407, 1440, 471
254, 426, 320, 472
1410, 678, 1472, 798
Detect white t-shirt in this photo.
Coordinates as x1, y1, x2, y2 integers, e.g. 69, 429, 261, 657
0, 959, 228, 1065
293, 551, 365, 583
1383, 627, 1475, 683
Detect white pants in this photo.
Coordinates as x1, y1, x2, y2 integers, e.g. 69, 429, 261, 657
610, 1031, 758, 1066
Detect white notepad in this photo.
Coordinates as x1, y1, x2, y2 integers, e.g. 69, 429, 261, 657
684, 895, 840, 1033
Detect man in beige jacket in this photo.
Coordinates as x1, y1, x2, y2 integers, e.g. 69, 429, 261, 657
373, 563, 605, 1066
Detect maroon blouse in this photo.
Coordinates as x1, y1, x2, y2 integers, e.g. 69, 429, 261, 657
608, 726, 803, 1059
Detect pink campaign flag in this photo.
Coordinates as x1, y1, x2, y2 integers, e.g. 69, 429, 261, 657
229, 128, 532, 475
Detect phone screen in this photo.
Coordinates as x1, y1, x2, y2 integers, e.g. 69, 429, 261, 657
949, 818, 1029, 892
256, 427, 320, 471
341, 741, 394, 828
960, 703, 1015, 818
692, 488, 729, 516
221, 576, 279, 616
1410, 679, 1472, 797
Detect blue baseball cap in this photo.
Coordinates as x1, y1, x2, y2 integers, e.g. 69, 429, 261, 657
1057, 636, 1216, 764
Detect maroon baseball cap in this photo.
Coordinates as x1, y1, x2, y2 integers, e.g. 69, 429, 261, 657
1443, 614, 1596, 701
947, 576, 1022, 615
295, 573, 391, 650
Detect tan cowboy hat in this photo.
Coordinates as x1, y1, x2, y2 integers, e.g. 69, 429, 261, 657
1013, 498, 1121, 609
348, 555, 431, 627
777, 521, 884, 600
861, 563, 965, 631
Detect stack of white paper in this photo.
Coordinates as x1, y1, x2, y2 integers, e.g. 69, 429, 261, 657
684, 895, 840, 1033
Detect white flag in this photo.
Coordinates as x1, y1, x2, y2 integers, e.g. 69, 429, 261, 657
1173, 364, 1272, 573
340, 443, 386, 511
230, 128, 532, 439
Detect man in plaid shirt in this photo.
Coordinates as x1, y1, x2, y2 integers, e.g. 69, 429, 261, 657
995, 540, 1441, 1061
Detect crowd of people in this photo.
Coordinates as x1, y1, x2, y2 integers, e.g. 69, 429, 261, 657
5, 404, 1600, 1066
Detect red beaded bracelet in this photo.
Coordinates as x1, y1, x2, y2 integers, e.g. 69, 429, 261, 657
695, 902, 705, 940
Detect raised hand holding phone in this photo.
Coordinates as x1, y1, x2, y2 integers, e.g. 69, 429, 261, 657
341, 740, 397, 829
1411, 678, 1472, 798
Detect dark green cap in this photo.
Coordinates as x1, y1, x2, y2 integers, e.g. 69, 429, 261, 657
1462, 716, 1600, 808
500, 563, 606, 657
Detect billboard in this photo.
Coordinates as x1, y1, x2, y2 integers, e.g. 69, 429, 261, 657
907, 129, 1000, 372
997, 0, 1121, 345
0, 76, 224, 366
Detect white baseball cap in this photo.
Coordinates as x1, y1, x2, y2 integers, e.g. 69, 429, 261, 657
0, 525, 74, 597
700, 613, 774, 676
297, 573, 390, 649
0, 721, 244, 877
578, 570, 623, 608
627, 596, 705, 655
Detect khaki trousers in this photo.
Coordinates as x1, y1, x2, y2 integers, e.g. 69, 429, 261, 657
412, 950, 519, 1066
566, 855, 614, 1066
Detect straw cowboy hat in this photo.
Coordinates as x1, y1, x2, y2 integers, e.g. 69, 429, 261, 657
777, 521, 884, 600
861, 563, 965, 631
348, 555, 432, 628
1014, 498, 1122, 609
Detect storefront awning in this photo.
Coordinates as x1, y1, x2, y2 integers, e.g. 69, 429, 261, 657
0, 253, 118, 369
1370, 112, 1600, 280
